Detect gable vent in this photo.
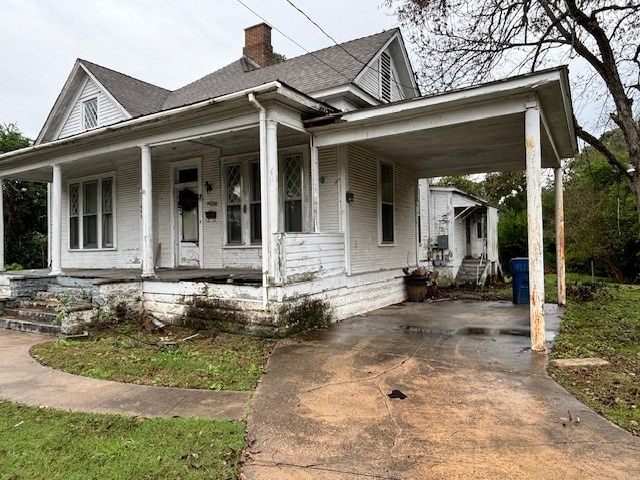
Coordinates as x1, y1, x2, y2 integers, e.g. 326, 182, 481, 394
380, 52, 392, 102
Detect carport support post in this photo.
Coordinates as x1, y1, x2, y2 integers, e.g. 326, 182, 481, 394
0, 178, 3, 271
525, 100, 545, 352
310, 139, 320, 233
555, 167, 566, 306
140, 145, 155, 278
50, 165, 63, 276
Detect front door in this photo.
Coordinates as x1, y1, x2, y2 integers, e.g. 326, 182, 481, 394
174, 165, 201, 267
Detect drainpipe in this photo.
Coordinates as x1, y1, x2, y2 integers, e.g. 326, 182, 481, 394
248, 93, 270, 311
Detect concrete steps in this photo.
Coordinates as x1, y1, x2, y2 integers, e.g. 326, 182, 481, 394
456, 258, 489, 285
0, 290, 94, 336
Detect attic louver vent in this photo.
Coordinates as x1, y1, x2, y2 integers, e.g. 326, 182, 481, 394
380, 52, 392, 102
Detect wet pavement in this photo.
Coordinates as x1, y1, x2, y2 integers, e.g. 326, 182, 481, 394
243, 300, 640, 479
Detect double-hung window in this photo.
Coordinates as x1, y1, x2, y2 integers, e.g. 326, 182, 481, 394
380, 162, 394, 244
69, 175, 114, 250
226, 164, 242, 245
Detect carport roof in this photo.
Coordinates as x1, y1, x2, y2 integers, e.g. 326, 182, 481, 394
307, 67, 577, 177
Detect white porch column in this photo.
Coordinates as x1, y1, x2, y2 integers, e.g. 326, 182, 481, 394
0, 178, 4, 272
525, 100, 545, 352
310, 138, 320, 233
140, 145, 155, 278
50, 165, 63, 276
555, 167, 567, 306
265, 119, 281, 284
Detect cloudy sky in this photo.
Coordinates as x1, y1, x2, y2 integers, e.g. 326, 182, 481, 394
1, 0, 400, 139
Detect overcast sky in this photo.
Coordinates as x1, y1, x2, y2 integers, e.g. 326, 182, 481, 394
2, 0, 603, 142
1, 0, 398, 139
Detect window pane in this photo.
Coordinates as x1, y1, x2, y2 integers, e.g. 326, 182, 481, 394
284, 155, 302, 233
83, 181, 98, 215
69, 183, 79, 216
381, 164, 393, 203
178, 168, 198, 184
83, 215, 98, 248
250, 162, 261, 201
285, 200, 302, 233
102, 177, 112, 214
382, 204, 394, 243
227, 205, 242, 244
226, 164, 241, 205
102, 213, 113, 247
251, 204, 262, 243
70, 217, 79, 249
182, 207, 198, 242
250, 162, 261, 243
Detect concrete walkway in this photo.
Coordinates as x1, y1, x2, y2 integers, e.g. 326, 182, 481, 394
243, 301, 640, 479
0, 329, 249, 420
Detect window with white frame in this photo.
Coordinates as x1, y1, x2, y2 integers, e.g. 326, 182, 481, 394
380, 162, 394, 243
69, 175, 114, 250
83, 98, 98, 130
284, 153, 303, 232
224, 160, 262, 245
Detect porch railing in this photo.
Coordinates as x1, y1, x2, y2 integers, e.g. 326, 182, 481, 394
275, 232, 346, 284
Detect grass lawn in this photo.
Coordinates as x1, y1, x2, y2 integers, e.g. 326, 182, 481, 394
0, 400, 244, 479
548, 284, 640, 436
31, 324, 275, 391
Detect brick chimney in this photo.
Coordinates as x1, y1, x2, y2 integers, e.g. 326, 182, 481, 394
243, 23, 273, 67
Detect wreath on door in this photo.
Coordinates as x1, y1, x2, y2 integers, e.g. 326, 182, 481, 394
178, 188, 199, 211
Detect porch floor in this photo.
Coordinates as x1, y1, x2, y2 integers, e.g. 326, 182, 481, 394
1, 268, 263, 286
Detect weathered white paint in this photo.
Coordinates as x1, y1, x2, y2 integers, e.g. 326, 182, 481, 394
310, 140, 320, 233
61, 160, 140, 269
279, 232, 345, 282
487, 207, 499, 262
0, 178, 3, 271
525, 101, 546, 352
140, 145, 155, 278
318, 147, 340, 233
266, 119, 280, 285
57, 77, 126, 140
555, 167, 566, 306
337, 145, 351, 273
347, 145, 416, 275
50, 165, 63, 275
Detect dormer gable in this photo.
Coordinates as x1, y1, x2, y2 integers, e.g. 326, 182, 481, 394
55, 74, 129, 141
353, 32, 419, 105
36, 59, 169, 145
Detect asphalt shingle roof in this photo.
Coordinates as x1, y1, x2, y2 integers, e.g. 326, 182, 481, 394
163, 29, 397, 110
80, 60, 171, 117
76, 29, 396, 119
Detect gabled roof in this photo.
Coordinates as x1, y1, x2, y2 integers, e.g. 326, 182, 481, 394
163, 29, 399, 110
80, 60, 170, 117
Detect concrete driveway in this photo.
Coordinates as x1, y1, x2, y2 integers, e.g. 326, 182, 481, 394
243, 300, 640, 479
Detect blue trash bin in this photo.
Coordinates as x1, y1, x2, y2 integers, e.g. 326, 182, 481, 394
510, 258, 529, 304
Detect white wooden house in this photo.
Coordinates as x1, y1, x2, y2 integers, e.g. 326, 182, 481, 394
418, 181, 500, 286
0, 23, 576, 347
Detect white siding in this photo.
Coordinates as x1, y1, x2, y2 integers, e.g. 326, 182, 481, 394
354, 50, 405, 103
61, 157, 141, 268
347, 145, 416, 274
281, 232, 345, 282
57, 77, 126, 140
357, 63, 379, 99
318, 147, 340, 233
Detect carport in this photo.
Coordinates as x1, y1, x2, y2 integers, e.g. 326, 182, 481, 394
307, 67, 577, 351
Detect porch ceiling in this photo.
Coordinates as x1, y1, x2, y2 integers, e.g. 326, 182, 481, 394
352, 112, 556, 177
308, 67, 576, 178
